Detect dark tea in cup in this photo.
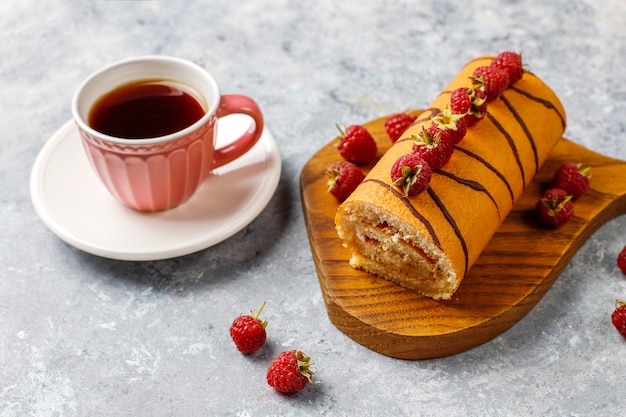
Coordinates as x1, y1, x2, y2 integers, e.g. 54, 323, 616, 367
88, 80, 206, 139
72, 55, 264, 211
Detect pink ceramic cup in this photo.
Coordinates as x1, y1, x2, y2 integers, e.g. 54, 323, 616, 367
72, 56, 264, 212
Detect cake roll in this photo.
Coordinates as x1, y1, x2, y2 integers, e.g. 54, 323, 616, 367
335, 55, 567, 300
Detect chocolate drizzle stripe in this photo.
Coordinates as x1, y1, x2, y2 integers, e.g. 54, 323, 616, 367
434, 169, 501, 221
486, 111, 526, 187
454, 146, 515, 204
500, 94, 539, 174
508, 84, 566, 129
396, 107, 442, 144
426, 187, 469, 275
363, 179, 441, 247
415, 107, 441, 124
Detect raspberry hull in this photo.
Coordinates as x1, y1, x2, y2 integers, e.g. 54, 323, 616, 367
535, 188, 574, 228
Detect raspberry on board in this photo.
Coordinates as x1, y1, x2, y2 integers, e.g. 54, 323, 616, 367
326, 161, 365, 201
551, 162, 591, 200
535, 188, 574, 228
336, 124, 378, 164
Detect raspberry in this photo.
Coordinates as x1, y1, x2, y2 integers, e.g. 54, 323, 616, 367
384, 112, 417, 143
411, 124, 454, 169
266, 350, 315, 393
551, 162, 591, 200
450, 87, 472, 117
617, 246, 626, 274
229, 302, 267, 354
471, 65, 510, 102
611, 300, 626, 338
336, 124, 377, 164
390, 153, 432, 197
535, 188, 574, 228
450, 86, 487, 126
326, 161, 365, 201
432, 107, 467, 144
491, 51, 524, 84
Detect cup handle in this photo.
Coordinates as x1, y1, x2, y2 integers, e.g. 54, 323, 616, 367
211, 94, 265, 169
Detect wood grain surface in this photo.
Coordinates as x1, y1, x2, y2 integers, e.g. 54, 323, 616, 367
300, 110, 626, 360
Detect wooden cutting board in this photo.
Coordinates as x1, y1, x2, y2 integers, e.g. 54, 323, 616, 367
300, 110, 626, 360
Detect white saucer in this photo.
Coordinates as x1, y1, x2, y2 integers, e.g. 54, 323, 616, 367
30, 115, 282, 261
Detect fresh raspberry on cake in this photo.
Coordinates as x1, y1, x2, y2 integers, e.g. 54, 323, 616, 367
432, 107, 467, 144
471, 65, 510, 102
491, 51, 524, 84
411, 125, 454, 169
390, 154, 432, 197
266, 350, 315, 394
450, 86, 487, 126
326, 161, 365, 201
384, 112, 417, 143
550, 162, 591, 200
336, 124, 377, 164
535, 188, 574, 228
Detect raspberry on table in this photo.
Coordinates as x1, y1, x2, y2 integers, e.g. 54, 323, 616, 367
229, 302, 268, 354
617, 246, 626, 274
266, 350, 315, 394
611, 300, 626, 338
